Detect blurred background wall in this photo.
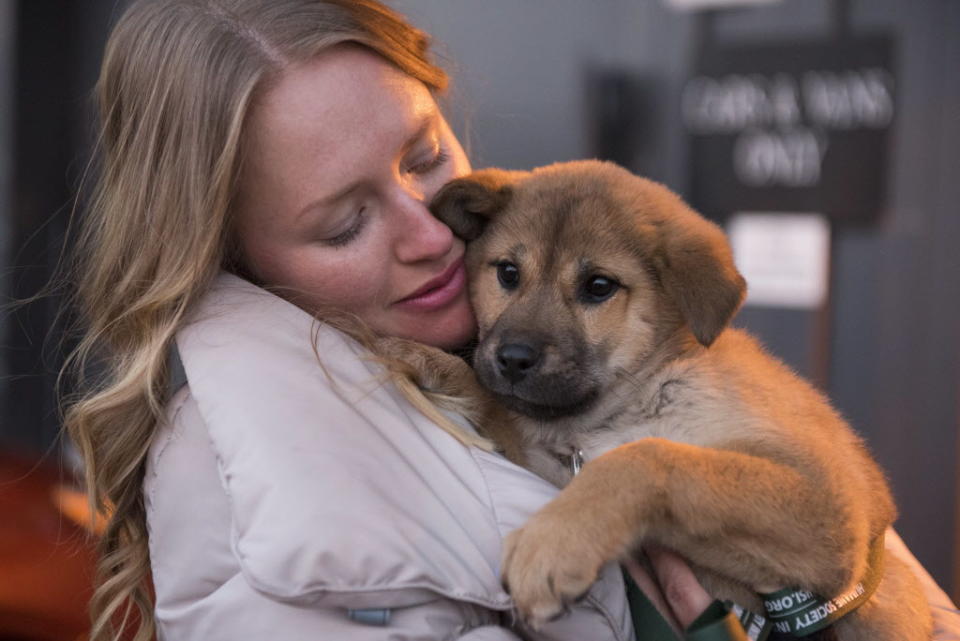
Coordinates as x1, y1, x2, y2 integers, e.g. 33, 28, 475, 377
1, 0, 957, 613
2, 2, 120, 459
0, 2, 13, 438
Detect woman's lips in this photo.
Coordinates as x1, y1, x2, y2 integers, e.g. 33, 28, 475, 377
394, 257, 466, 312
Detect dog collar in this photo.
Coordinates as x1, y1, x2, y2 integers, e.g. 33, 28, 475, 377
741, 533, 886, 639
719, 534, 886, 640
555, 448, 585, 476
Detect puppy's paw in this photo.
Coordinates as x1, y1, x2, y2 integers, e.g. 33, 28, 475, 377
501, 511, 609, 629
372, 336, 459, 391
372, 336, 430, 366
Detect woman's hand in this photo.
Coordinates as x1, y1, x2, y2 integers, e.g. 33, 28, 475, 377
623, 547, 715, 636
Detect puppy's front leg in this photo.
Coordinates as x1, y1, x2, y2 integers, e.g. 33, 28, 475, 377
502, 437, 874, 628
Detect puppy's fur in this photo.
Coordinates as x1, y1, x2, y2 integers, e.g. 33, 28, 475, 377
378, 160, 930, 640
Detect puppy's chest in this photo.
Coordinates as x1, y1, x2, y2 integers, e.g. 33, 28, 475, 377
528, 377, 710, 484
579, 397, 707, 461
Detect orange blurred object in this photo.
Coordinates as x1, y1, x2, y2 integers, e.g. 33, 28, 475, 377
0, 451, 96, 641
53, 488, 107, 538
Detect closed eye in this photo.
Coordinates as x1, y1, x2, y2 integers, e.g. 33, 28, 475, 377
323, 208, 368, 248
406, 149, 450, 175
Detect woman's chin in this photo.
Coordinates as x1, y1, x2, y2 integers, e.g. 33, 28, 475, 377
399, 304, 477, 350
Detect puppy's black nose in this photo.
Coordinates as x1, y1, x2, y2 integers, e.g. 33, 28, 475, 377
496, 343, 540, 383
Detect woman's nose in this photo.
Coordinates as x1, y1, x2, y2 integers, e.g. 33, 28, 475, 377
393, 188, 454, 264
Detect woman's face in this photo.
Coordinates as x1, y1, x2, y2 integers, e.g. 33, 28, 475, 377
234, 46, 476, 349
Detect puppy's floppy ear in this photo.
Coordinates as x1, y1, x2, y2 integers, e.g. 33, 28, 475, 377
647, 190, 746, 347
429, 168, 522, 240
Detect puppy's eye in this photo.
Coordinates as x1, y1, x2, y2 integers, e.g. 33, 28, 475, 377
581, 275, 619, 303
496, 262, 520, 290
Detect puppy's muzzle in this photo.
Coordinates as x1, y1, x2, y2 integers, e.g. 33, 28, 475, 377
496, 342, 541, 383
477, 332, 601, 420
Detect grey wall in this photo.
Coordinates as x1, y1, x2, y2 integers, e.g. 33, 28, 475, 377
393, 0, 627, 168
827, 0, 960, 594
391, 1, 694, 187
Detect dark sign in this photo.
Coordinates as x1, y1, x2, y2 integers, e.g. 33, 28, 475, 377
684, 36, 895, 222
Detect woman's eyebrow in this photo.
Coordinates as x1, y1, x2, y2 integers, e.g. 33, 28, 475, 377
296, 113, 438, 223
297, 183, 361, 224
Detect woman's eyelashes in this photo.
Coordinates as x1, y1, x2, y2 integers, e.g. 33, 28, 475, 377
405, 147, 449, 175
323, 208, 368, 248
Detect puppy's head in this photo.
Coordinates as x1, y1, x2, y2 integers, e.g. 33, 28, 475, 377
430, 160, 745, 421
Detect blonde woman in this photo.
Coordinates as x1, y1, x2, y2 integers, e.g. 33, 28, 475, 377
67, 1, 959, 640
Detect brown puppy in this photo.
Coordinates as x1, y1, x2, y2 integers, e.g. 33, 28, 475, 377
379, 160, 931, 640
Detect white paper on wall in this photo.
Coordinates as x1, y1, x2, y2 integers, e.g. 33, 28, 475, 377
727, 212, 831, 310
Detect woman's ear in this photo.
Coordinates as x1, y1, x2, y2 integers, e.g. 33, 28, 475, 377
429, 168, 523, 240
646, 192, 746, 347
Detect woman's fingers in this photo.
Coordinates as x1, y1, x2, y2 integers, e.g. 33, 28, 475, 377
647, 546, 715, 629
622, 556, 684, 636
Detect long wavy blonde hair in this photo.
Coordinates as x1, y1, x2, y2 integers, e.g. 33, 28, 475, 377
65, 2, 486, 639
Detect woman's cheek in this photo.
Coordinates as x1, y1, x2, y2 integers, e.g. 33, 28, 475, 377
300, 253, 389, 316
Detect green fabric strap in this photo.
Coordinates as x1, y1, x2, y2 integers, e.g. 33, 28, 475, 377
687, 601, 751, 641
623, 567, 679, 640
622, 568, 749, 641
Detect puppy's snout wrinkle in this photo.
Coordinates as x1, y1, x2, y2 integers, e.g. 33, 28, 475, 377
496, 343, 541, 383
